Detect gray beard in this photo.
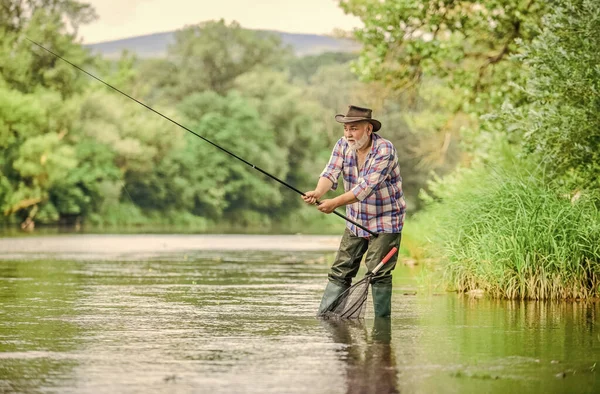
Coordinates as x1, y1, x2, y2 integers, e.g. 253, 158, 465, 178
346, 133, 370, 152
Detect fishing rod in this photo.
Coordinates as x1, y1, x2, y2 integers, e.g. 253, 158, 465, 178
26, 38, 377, 236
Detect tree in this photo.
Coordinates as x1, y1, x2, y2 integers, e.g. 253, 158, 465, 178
0, 85, 79, 224
505, 0, 600, 189
175, 91, 286, 221
0, 1, 98, 226
0, 0, 96, 34
1, 5, 95, 97
167, 19, 292, 97
234, 69, 329, 213
339, 0, 547, 113
287, 51, 358, 83
335, 0, 556, 206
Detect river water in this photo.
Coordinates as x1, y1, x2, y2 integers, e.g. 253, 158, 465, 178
0, 234, 598, 393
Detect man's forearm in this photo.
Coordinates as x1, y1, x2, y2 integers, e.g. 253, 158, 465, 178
314, 177, 334, 199
331, 191, 359, 208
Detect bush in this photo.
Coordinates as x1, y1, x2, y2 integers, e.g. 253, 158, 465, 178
414, 154, 600, 299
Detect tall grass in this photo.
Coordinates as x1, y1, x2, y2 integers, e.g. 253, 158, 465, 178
413, 157, 600, 299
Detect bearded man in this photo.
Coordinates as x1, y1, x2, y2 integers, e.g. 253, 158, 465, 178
302, 105, 406, 317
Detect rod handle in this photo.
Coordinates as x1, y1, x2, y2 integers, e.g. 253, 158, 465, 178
372, 247, 398, 275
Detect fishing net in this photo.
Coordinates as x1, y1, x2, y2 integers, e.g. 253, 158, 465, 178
318, 246, 398, 320
319, 275, 373, 319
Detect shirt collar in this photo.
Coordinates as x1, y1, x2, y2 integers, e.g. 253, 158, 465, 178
358, 133, 379, 156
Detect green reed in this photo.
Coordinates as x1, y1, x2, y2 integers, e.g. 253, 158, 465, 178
413, 160, 600, 299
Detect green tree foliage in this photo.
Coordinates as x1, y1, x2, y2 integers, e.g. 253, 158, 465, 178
400, 0, 600, 299
331, 1, 549, 208
175, 91, 285, 220
233, 69, 327, 207
76, 89, 180, 174
287, 51, 358, 83
0, 1, 98, 225
0, 3, 441, 230
167, 19, 292, 97
337, 0, 555, 181
0, 85, 81, 223
505, 0, 600, 189
339, 0, 547, 114
134, 58, 179, 105
118, 23, 349, 225
304, 62, 367, 145
0, 0, 96, 33
1, 5, 94, 96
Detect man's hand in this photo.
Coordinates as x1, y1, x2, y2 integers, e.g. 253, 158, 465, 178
317, 198, 338, 214
302, 178, 334, 205
302, 190, 319, 205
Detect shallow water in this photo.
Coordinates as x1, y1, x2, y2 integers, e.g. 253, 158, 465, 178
0, 235, 598, 393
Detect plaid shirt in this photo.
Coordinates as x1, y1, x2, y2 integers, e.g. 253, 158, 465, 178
320, 133, 406, 237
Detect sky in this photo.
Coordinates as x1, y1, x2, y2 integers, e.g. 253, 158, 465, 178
78, 0, 363, 44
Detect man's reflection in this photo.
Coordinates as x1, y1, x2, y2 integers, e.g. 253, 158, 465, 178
321, 318, 399, 394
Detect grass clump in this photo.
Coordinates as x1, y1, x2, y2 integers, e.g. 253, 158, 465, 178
413, 156, 600, 299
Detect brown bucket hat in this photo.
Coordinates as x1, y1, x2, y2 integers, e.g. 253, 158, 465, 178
335, 105, 382, 132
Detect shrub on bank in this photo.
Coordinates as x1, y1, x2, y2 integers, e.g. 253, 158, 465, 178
413, 157, 600, 299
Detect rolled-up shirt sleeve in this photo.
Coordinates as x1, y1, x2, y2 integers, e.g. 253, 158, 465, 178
351, 146, 394, 201
319, 139, 344, 190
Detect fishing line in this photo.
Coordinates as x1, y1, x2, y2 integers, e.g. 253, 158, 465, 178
26, 37, 376, 236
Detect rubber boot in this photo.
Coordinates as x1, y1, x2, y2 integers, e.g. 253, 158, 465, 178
372, 317, 392, 343
371, 283, 393, 317
317, 281, 348, 316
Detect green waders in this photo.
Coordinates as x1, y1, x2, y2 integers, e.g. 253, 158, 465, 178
319, 228, 401, 317
317, 281, 349, 315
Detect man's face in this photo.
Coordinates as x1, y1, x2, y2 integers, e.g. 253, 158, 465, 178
344, 121, 372, 151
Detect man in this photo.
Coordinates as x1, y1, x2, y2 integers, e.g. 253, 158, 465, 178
302, 105, 406, 317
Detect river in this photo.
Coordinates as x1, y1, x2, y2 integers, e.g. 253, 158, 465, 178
0, 234, 598, 393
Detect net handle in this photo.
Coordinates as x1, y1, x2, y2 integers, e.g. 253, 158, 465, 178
371, 247, 398, 275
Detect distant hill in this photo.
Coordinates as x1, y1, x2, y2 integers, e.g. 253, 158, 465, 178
85, 30, 361, 59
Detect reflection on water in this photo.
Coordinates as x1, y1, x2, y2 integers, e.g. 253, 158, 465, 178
0, 260, 83, 393
322, 318, 399, 394
0, 235, 599, 393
